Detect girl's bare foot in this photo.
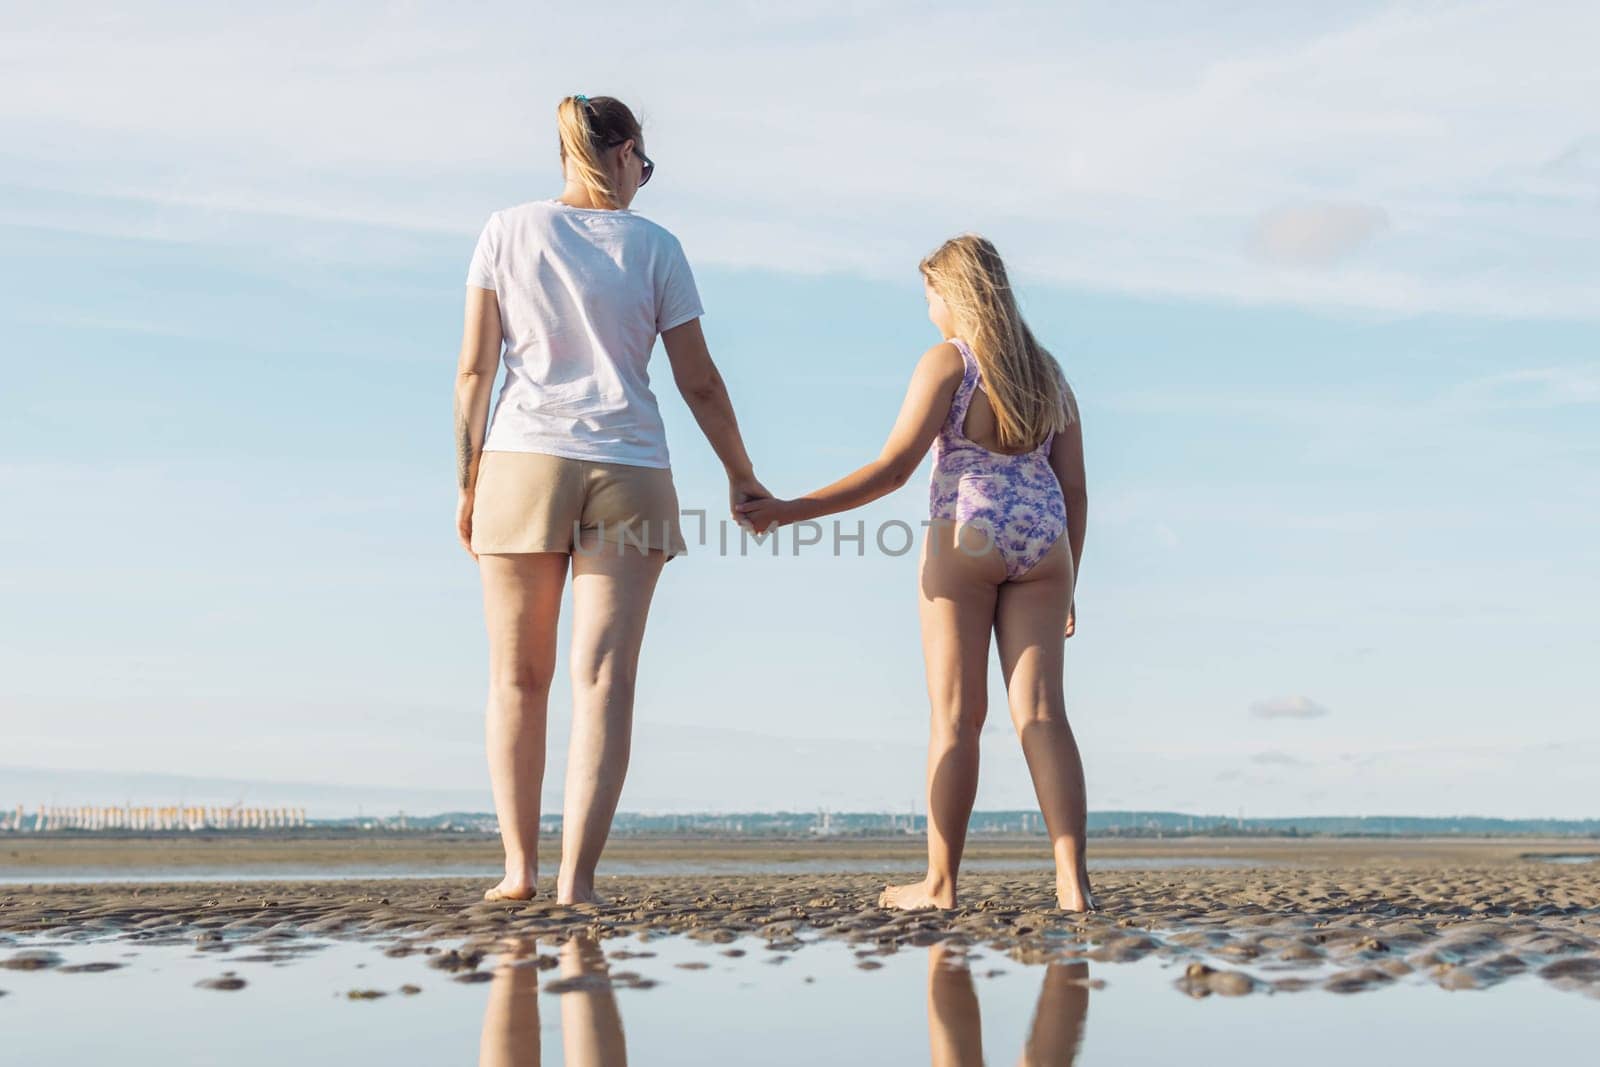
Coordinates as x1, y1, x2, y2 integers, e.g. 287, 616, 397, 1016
879, 877, 956, 911
483, 875, 537, 903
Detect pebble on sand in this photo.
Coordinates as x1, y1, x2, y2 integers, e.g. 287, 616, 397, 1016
1323, 968, 1394, 994
543, 973, 612, 994
1176, 962, 1255, 998
1, 951, 63, 972
427, 949, 484, 973
195, 974, 247, 991
1538, 956, 1600, 996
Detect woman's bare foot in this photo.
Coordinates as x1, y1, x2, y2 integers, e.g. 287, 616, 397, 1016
555, 873, 606, 906
1056, 869, 1098, 912
480, 883, 537, 908
483, 876, 537, 903
557, 889, 607, 906
879, 877, 956, 911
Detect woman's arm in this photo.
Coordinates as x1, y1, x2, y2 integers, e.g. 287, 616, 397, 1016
1048, 388, 1088, 636
660, 318, 769, 512
453, 286, 503, 557
738, 342, 964, 530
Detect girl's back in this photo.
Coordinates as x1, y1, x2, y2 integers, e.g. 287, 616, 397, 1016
930, 338, 1067, 580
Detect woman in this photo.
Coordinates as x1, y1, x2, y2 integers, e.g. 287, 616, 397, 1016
454, 94, 766, 903
738, 236, 1093, 911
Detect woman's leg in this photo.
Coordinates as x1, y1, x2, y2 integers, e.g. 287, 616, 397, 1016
882, 525, 1002, 911
993, 538, 1095, 911
926, 944, 984, 1067
479, 552, 569, 901
557, 535, 667, 904
559, 935, 630, 1067
478, 939, 542, 1067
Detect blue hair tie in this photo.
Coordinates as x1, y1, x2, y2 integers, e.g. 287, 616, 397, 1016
573, 94, 589, 105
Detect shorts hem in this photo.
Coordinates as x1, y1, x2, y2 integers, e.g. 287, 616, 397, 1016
478, 445, 671, 471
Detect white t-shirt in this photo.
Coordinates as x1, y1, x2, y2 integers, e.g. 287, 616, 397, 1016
466, 199, 704, 469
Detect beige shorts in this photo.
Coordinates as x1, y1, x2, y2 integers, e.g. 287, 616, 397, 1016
470, 451, 688, 558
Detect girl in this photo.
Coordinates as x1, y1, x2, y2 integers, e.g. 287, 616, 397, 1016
455, 95, 767, 903
738, 235, 1093, 911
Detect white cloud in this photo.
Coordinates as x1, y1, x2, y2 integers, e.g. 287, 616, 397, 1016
1250, 202, 1389, 266
1540, 135, 1600, 189
2, 2, 1598, 316
1250, 696, 1331, 720
1444, 367, 1600, 411
1250, 750, 1309, 765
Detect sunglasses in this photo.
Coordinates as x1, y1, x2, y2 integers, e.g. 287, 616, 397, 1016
606, 140, 654, 188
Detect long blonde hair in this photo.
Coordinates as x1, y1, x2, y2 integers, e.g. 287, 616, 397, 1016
920, 235, 1071, 451
556, 95, 643, 210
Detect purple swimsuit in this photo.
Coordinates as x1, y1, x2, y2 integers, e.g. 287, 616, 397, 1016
929, 339, 1067, 580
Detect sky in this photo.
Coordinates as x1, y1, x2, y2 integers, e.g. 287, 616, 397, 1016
1, 1, 1597, 818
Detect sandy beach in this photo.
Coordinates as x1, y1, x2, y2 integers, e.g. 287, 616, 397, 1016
6, 831, 1595, 876
3, 836, 1597, 999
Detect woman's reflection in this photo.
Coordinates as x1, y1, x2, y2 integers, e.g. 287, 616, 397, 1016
928, 944, 1090, 1067
479, 935, 629, 1067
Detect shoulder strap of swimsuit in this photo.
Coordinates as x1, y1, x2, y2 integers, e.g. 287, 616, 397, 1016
948, 339, 982, 425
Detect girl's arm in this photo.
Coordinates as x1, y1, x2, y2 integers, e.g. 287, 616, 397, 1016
454, 285, 504, 557
1048, 387, 1088, 636
737, 342, 964, 531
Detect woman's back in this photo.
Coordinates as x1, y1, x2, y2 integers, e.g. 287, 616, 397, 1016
467, 199, 702, 468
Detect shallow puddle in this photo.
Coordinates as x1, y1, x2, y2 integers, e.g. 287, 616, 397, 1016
2, 928, 1595, 1065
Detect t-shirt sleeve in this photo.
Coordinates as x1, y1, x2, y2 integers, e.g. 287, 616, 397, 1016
466, 214, 499, 290
654, 234, 704, 333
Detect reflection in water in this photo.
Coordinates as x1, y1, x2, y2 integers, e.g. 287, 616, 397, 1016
479, 935, 628, 1067
928, 944, 1090, 1067
477, 936, 1084, 1066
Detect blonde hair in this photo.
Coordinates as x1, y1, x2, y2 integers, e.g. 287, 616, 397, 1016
920, 234, 1071, 451
556, 95, 643, 210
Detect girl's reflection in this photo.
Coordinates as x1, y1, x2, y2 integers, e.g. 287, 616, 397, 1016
928, 944, 1090, 1067
479, 935, 628, 1067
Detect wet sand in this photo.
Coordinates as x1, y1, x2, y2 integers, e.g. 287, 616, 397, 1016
3, 837, 1598, 998
6, 831, 1594, 874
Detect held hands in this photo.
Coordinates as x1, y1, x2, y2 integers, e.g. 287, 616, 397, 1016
729, 474, 776, 531
735, 495, 791, 534
1064, 601, 1076, 640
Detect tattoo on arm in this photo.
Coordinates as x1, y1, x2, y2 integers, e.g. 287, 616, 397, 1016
454, 400, 474, 490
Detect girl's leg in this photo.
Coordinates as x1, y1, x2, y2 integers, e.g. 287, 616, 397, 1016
557, 535, 667, 904
1022, 962, 1092, 1066
479, 552, 569, 901
994, 538, 1095, 911
882, 525, 1002, 911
